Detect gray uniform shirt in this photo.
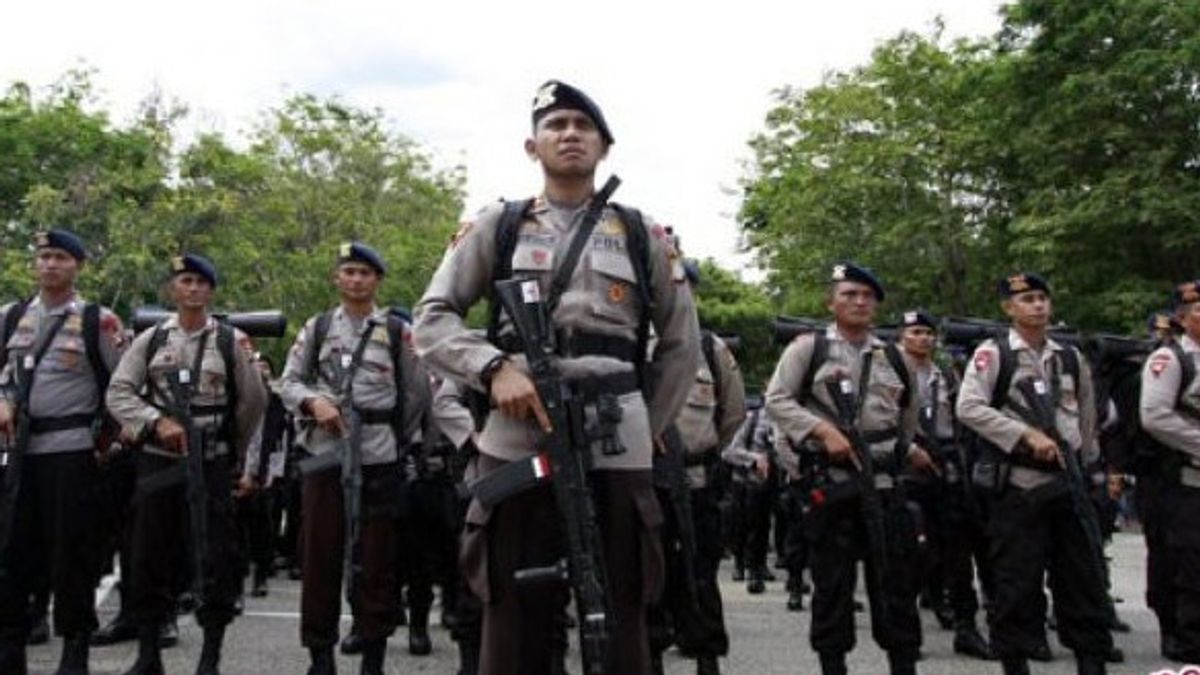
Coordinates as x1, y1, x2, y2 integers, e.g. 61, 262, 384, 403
106, 315, 266, 464
279, 306, 428, 466
0, 295, 125, 455
764, 325, 918, 489
675, 334, 745, 488
955, 329, 1098, 490
413, 196, 701, 471
1140, 334, 1200, 484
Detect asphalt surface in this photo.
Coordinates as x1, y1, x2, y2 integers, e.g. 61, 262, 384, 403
26, 532, 1183, 674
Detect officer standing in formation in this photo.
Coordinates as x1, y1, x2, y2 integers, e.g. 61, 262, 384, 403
956, 273, 1113, 675
1140, 280, 1200, 664
278, 242, 428, 675
649, 260, 746, 675
413, 79, 700, 675
765, 262, 929, 675
896, 310, 994, 661
0, 230, 126, 675
106, 254, 267, 675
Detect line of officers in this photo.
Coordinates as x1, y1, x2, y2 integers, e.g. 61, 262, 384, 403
0, 78, 1191, 675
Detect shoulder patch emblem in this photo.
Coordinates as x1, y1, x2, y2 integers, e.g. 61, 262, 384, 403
450, 220, 474, 249
973, 350, 992, 372
1150, 352, 1172, 377
608, 282, 627, 304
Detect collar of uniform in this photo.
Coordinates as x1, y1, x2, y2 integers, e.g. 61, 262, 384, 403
161, 313, 217, 335
334, 304, 383, 331
1006, 327, 1063, 354
31, 293, 81, 316
1182, 334, 1200, 354
825, 324, 885, 353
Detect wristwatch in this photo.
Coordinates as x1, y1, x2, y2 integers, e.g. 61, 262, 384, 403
480, 354, 508, 390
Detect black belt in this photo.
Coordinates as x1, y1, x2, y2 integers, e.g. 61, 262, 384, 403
862, 428, 899, 444
684, 449, 718, 468
190, 405, 228, 417
357, 408, 394, 426
569, 371, 639, 398
29, 413, 96, 434
496, 331, 639, 362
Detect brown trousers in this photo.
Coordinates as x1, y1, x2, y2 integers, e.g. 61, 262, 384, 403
300, 463, 400, 648
462, 461, 664, 675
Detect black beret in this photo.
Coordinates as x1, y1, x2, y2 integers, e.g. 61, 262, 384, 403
171, 253, 218, 287
901, 309, 937, 329
682, 259, 701, 285
337, 241, 386, 276
829, 261, 885, 301
35, 229, 87, 261
998, 272, 1050, 298
531, 80, 614, 145
1173, 280, 1200, 308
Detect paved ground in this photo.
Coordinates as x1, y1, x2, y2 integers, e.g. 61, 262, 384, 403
26, 532, 1184, 674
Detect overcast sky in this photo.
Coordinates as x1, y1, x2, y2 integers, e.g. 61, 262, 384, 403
2, 0, 1004, 275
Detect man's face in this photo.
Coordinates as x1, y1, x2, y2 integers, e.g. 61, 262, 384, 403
525, 109, 608, 180
335, 262, 381, 304
1177, 302, 1200, 339
35, 248, 80, 292
170, 272, 214, 311
827, 281, 877, 329
900, 325, 936, 358
1002, 290, 1051, 330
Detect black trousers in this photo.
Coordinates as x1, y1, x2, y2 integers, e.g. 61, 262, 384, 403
940, 482, 992, 628
1137, 470, 1174, 638
235, 488, 274, 581
1163, 479, 1200, 660
738, 481, 775, 573
0, 450, 101, 642
649, 485, 729, 658
986, 483, 1112, 661
462, 465, 664, 675
807, 487, 923, 658
781, 484, 809, 585
128, 452, 243, 629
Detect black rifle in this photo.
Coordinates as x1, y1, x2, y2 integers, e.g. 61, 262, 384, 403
0, 313, 67, 574
653, 424, 701, 610
295, 322, 372, 608
494, 277, 613, 675
824, 375, 892, 631
135, 334, 216, 602
1014, 377, 1109, 583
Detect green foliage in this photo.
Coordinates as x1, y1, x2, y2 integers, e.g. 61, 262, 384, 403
0, 73, 464, 365
691, 259, 776, 389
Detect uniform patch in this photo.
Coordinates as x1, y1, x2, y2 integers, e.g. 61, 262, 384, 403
599, 218, 625, 236
1150, 353, 1172, 377
371, 326, 389, 343
58, 347, 79, 370
607, 282, 627, 304
532, 249, 549, 266
973, 350, 993, 372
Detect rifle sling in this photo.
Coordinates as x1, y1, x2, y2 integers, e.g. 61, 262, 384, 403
546, 177, 620, 313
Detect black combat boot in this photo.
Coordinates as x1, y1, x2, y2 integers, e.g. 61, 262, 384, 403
732, 558, 745, 582
818, 651, 847, 675
91, 612, 137, 646
27, 614, 50, 646
0, 639, 28, 675
1076, 654, 1107, 675
746, 567, 766, 595
158, 617, 179, 649
194, 625, 224, 675
952, 625, 995, 660
54, 634, 90, 675
306, 646, 336, 675
360, 639, 385, 675
1000, 658, 1030, 675
696, 654, 720, 675
121, 626, 164, 675
887, 650, 917, 675
650, 649, 665, 675
409, 604, 432, 656
456, 638, 479, 675
339, 623, 363, 655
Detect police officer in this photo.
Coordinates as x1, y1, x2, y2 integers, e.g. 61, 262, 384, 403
1140, 281, 1200, 663
896, 309, 994, 660
649, 260, 745, 675
413, 80, 700, 675
106, 254, 266, 675
0, 230, 126, 675
764, 262, 927, 675
955, 273, 1113, 675
279, 242, 428, 675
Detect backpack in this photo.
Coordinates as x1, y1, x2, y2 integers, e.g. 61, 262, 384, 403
700, 330, 724, 424
794, 330, 911, 411
486, 198, 655, 380
1100, 342, 1193, 475
3, 299, 110, 393
303, 306, 409, 444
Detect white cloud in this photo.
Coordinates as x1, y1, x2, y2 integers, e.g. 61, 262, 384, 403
1, 0, 1004, 277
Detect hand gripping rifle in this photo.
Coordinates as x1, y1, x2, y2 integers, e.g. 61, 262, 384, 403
653, 424, 701, 610
494, 277, 612, 675
824, 374, 893, 631
295, 321, 374, 608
